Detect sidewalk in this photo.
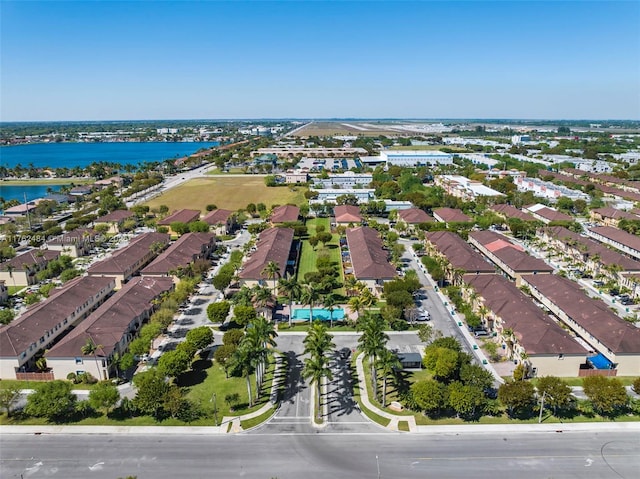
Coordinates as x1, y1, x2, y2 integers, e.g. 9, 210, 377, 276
355, 353, 416, 432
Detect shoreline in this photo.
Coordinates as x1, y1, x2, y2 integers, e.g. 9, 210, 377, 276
0, 178, 94, 186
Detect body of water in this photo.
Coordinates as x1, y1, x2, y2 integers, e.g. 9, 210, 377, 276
291, 308, 345, 321
0, 184, 63, 204
0, 141, 220, 170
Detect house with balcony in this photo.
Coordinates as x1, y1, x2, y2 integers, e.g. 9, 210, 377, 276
238, 227, 295, 289
141, 232, 216, 281
94, 210, 135, 234
202, 209, 237, 235
345, 227, 396, 293
46, 228, 98, 258
0, 250, 60, 287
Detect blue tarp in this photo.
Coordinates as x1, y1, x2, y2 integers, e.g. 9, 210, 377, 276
587, 353, 614, 370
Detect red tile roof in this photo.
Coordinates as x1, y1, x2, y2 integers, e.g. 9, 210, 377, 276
0, 249, 59, 272
334, 205, 362, 223
141, 233, 215, 275
592, 207, 639, 221
490, 204, 536, 222
346, 227, 397, 280
202, 209, 234, 225
46, 277, 174, 358
88, 232, 170, 275
270, 205, 300, 223
157, 209, 201, 225
239, 227, 294, 281
433, 207, 471, 223
397, 208, 434, 224
425, 231, 495, 274
0, 276, 115, 357
469, 230, 553, 273
522, 274, 640, 354
589, 226, 640, 253
463, 274, 585, 355
95, 210, 134, 223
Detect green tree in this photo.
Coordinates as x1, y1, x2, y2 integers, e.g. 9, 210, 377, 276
170, 221, 190, 235
214, 343, 236, 378
88, 382, 120, 414
233, 305, 258, 327
25, 381, 77, 421
536, 376, 573, 416
223, 328, 245, 346
118, 352, 136, 372
423, 347, 460, 381
582, 376, 629, 417
133, 369, 170, 418
188, 220, 210, 233
278, 274, 302, 327
498, 380, 536, 418
158, 349, 192, 378
376, 348, 401, 407
262, 260, 281, 296
459, 363, 494, 392
185, 326, 214, 351
0, 386, 21, 417
357, 313, 389, 399
81, 338, 104, 381
411, 379, 447, 415
301, 282, 321, 322
0, 309, 15, 325
207, 301, 231, 323
447, 381, 486, 419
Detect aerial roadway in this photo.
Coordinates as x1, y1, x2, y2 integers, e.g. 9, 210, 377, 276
1, 428, 638, 478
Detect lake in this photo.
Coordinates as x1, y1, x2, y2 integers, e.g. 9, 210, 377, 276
0, 141, 220, 170
0, 184, 64, 204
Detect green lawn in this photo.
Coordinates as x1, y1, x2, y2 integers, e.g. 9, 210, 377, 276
297, 217, 345, 293
7, 286, 24, 296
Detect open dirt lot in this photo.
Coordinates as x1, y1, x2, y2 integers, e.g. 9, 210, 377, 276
292, 121, 407, 137
144, 177, 307, 212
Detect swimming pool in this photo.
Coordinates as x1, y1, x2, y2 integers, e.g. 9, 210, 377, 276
291, 308, 345, 321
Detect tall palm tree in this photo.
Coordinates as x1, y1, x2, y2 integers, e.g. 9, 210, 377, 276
230, 335, 258, 408
81, 338, 104, 381
375, 349, 401, 408
261, 261, 281, 298
246, 316, 278, 395
303, 322, 336, 358
347, 296, 365, 324
301, 282, 321, 323
322, 293, 339, 328
278, 274, 302, 326
251, 286, 275, 319
357, 313, 389, 399
302, 354, 333, 420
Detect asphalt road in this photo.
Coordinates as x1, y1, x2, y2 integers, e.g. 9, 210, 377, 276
2, 430, 638, 479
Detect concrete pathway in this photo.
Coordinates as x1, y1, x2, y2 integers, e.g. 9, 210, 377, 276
355, 353, 417, 432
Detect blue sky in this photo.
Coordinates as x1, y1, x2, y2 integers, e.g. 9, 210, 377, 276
1, 1, 639, 121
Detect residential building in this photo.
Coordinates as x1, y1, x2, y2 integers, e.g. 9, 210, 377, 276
590, 207, 640, 227
0, 276, 115, 379
463, 274, 586, 377
380, 150, 453, 167
432, 207, 472, 225
238, 228, 295, 288
87, 232, 170, 288
270, 205, 300, 224
524, 204, 573, 224
396, 208, 433, 231
435, 175, 505, 201
45, 277, 174, 380
46, 228, 98, 258
94, 210, 135, 234
424, 231, 495, 284
573, 159, 613, 174
515, 177, 590, 202
345, 227, 396, 293
0, 250, 60, 287
314, 172, 373, 189
468, 231, 553, 286
284, 171, 309, 184
202, 209, 236, 235
333, 205, 362, 226
141, 233, 216, 280
490, 204, 537, 222
309, 188, 376, 205
521, 274, 640, 376
3, 201, 40, 217
456, 153, 500, 169
587, 226, 640, 261
157, 209, 201, 234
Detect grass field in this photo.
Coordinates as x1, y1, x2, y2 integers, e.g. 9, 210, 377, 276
297, 217, 345, 292
144, 177, 307, 212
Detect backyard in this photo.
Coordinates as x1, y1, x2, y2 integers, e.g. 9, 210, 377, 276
296, 217, 344, 293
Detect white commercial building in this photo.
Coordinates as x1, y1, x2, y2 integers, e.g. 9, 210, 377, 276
314, 172, 373, 189
380, 150, 453, 167
435, 175, 505, 201
515, 177, 590, 202
309, 189, 376, 204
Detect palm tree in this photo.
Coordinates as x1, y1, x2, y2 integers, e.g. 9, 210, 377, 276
357, 313, 389, 400
261, 261, 281, 298
301, 282, 321, 322
322, 293, 339, 328
81, 338, 104, 381
347, 296, 365, 324
375, 349, 401, 407
230, 336, 259, 408
302, 354, 333, 420
278, 274, 302, 327
246, 316, 278, 396
302, 322, 335, 420
251, 286, 274, 319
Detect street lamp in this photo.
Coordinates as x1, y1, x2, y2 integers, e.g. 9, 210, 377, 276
538, 390, 554, 424
375, 454, 380, 479
210, 393, 218, 426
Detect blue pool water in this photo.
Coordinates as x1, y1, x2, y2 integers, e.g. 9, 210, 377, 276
292, 308, 345, 321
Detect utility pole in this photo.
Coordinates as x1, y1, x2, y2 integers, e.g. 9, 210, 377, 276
538, 391, 554, 424
376, 454, 381, 479
211, 393, 218, 426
